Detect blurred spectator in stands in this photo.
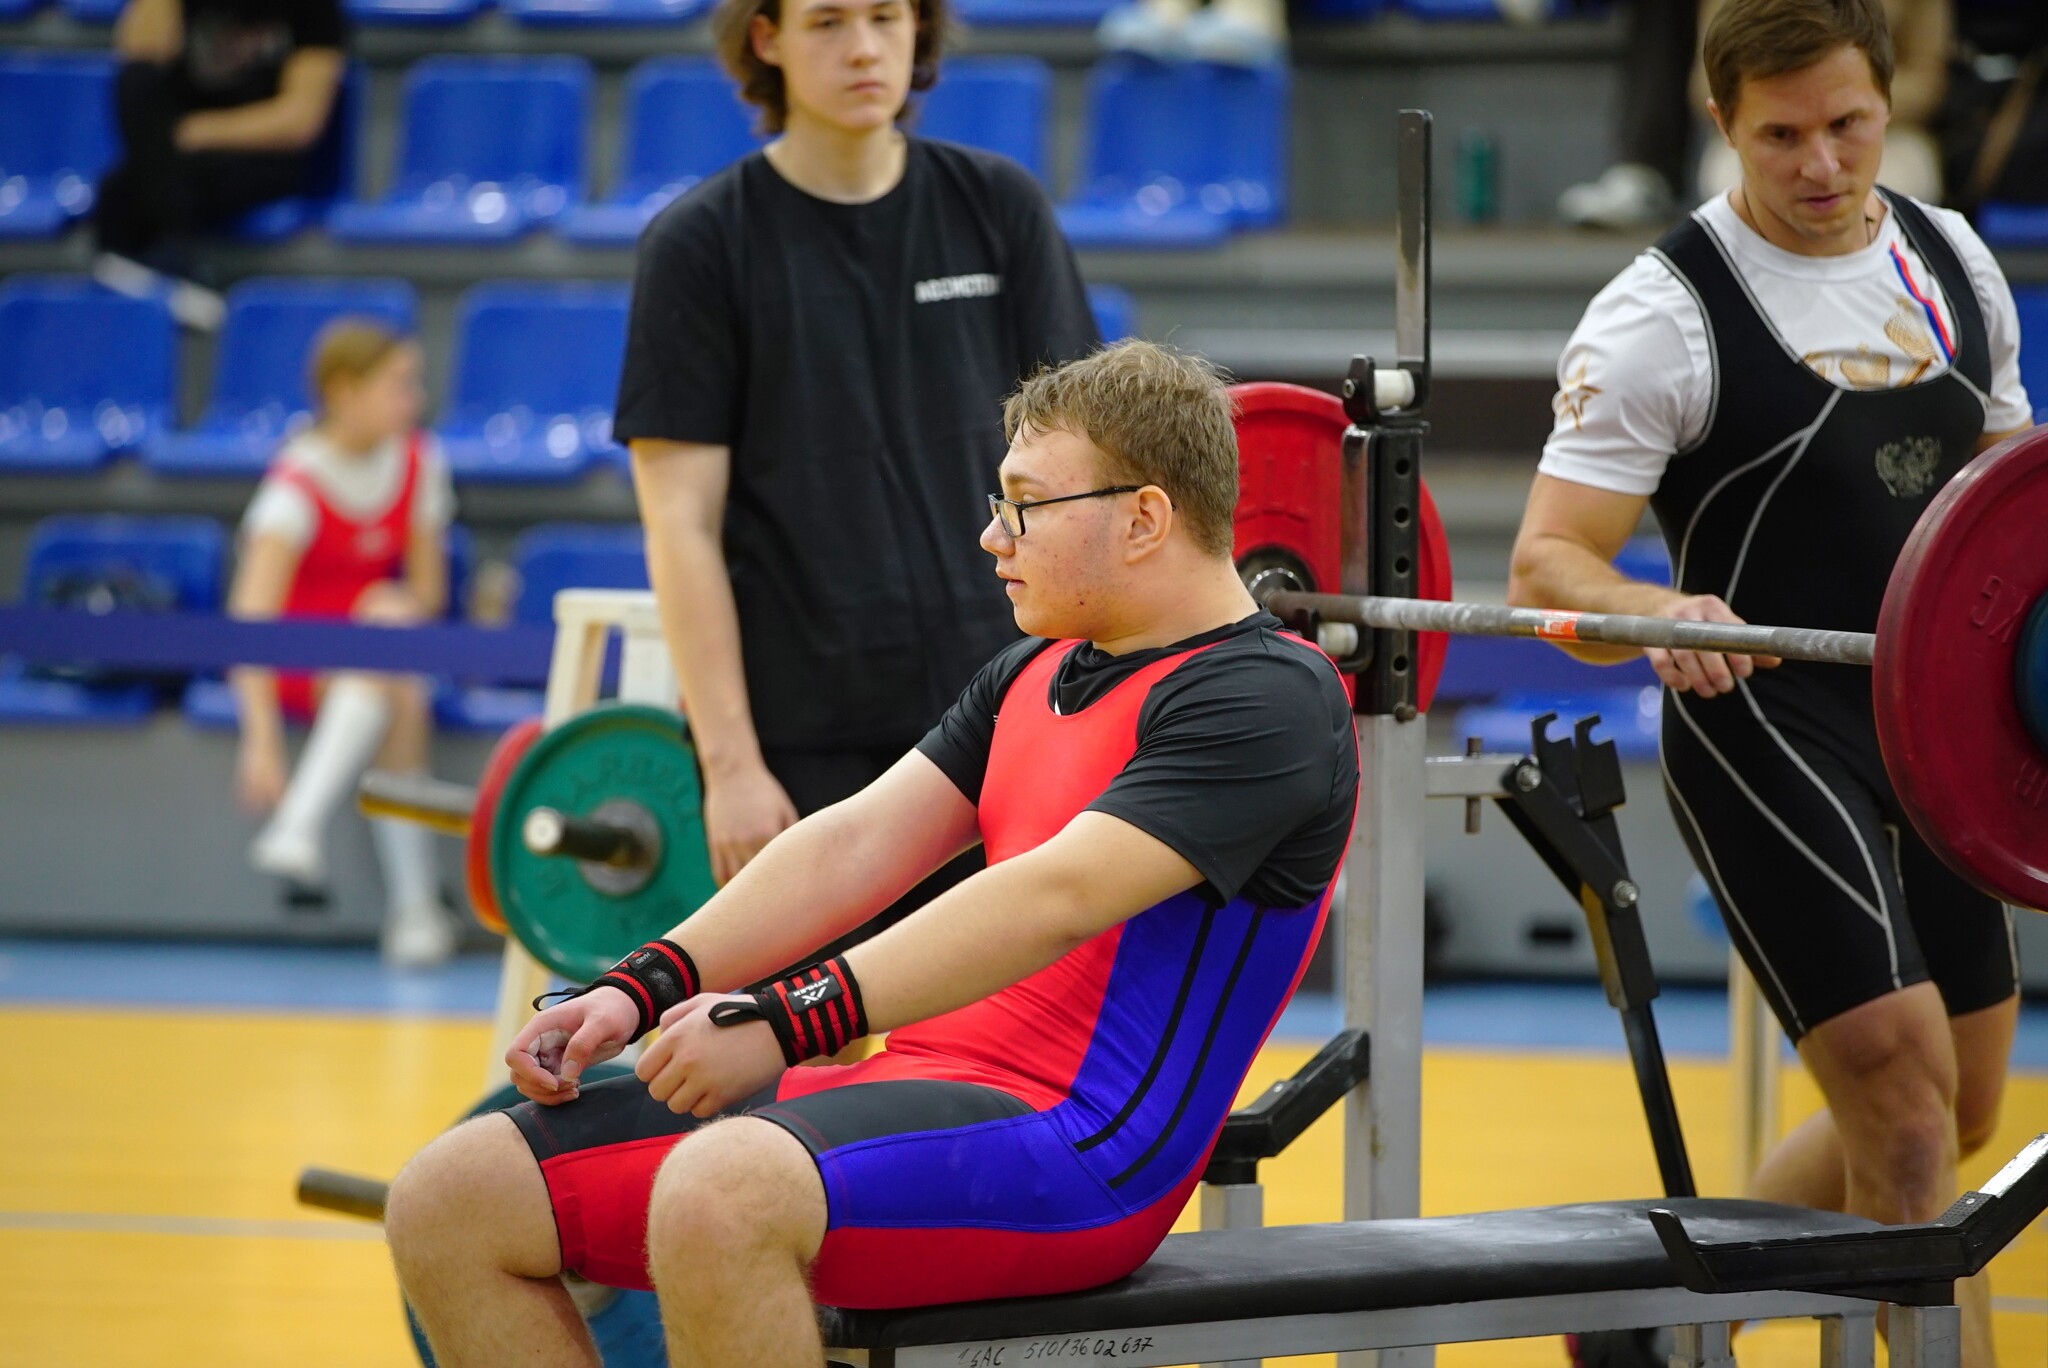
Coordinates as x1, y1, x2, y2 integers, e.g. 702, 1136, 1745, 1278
1937, 0, 2048, 217
230, 319, 462, 968
1098, 0, 1286, 67
91, 0, 346, 330
1558, 1, 1697, 229
1697, 0, 1951, 203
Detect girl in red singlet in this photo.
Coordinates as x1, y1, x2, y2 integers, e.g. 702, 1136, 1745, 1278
227, 318, 461, 967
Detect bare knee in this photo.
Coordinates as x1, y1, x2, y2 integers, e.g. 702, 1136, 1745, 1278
645, 1119, 824, 1287
386, 1114, 560, 1284
1805, 994, 1961, 1218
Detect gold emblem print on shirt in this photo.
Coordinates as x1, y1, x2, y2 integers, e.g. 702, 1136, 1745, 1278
1802, 351, 1837, 381
1555, 358, 1602, 432
1883, 295, 1939, 387
1841, 344, 1892, 390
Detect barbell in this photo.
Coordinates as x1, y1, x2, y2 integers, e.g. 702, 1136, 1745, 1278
1268, 422, 2048, 913
358, 702, 716, 982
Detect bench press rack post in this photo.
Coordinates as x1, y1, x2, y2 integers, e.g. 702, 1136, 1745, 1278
483, 588, 679, 1089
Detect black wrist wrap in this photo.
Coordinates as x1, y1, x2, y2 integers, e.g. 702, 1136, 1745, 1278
533, 939, 700, 1038
709, 956, 867, 1065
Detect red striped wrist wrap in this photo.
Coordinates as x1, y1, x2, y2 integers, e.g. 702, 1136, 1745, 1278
720, 956, 867, 1066
533, 939, 699, 1039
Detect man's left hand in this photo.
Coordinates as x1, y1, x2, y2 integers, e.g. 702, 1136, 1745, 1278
636, 995, 786, 1118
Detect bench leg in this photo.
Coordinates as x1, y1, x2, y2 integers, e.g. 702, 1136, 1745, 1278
1888, 1304, 1962, 1368
1199, 1182, 1264, 1368
1819, 1310, 1878, 1368
1668, 1323, 1735, 1368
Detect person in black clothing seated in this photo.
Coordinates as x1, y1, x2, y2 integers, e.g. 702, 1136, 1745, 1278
94, 0, 345, 328
617, 0, 1100, 958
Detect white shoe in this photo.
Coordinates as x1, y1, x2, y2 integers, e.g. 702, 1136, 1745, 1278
164, 277, 225, 332
1557, 163, 1675, 230
381, 904, 459, 970
250, 826, 326, 887
1099, 0, 1194, 60
1182, 0, 1285, 65
90, 251, 224, 331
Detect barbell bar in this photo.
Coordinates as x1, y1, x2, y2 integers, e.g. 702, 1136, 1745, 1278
359, 771, 655, 866
1266, 592, 1876, 668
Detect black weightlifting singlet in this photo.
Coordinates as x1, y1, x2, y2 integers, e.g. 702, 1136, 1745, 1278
1648, 191, 2018, 1040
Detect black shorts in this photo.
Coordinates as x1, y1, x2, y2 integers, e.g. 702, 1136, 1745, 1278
1660, 667, 2019, 1042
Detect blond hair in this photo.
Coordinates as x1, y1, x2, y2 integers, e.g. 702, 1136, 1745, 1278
308, 318, 409, 415
1003, 341, 1239, 558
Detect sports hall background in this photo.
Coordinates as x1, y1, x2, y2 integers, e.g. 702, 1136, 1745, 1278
0, 0, 2043, 1363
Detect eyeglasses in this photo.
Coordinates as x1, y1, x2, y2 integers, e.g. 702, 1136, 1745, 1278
986, 486, 1143, 539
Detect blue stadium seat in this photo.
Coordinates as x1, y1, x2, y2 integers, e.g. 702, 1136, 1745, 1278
150, 277, 420, 478
1397, 0, 1547, 16
917, 57, 1053, 183
437, 282, 630, 482
57, 0, 122, 20
0, 0, 48, 17
1300, 0, 1389, 17
232, 66, 368, 242
345, 0, 489, 26
1059, 58, 1287, 249
438, 522, 647, 730
2015, 286, 2047, 425
1981, 203, 2048, 251
504, 0, 710, 26
1087, 283, 1136, 340
0, 277, 176, 472
557, 58, 760, 247
1452, 686, 1663, 764
327, 57, 591, 243
953, 0, 1119, 24
0, 55, 117, 240
1, 515, 228, 725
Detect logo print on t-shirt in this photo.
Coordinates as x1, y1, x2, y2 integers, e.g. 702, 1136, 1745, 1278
914, 273, 1002, 305
1554, 358, 1601, 432
1874, 436, 1944, 498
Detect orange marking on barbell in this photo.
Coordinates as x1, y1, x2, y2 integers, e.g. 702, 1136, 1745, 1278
1533, 612, 1584, 642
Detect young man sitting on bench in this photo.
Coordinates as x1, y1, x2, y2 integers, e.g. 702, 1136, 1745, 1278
381, 340, 1361, 1368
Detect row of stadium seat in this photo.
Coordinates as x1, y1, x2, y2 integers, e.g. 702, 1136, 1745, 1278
1, 515, 647, 725
0, 273, 1135, 477
0, 0, 1537, 29
0, 52, 1287, 248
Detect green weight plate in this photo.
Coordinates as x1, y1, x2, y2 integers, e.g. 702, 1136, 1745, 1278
491, 703, 717, 982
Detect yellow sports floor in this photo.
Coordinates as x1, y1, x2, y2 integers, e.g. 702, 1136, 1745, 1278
0, 1006, 2041, 1368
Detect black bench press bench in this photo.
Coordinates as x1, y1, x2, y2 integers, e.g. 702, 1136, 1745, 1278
822, 1134, 2048, 1368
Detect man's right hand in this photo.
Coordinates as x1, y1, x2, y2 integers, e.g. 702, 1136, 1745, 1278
701, 759, 799, 885
505, 985, 642, 1104
1646, 594, 1781, 698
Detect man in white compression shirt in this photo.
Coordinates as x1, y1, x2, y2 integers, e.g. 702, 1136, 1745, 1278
1509, 4, 2031, 1366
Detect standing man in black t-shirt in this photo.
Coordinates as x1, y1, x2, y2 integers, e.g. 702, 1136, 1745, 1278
616, 0, 1100, 925
96, 0, 345, 327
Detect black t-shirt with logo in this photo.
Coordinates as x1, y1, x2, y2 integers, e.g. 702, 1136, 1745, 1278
176, 0, 346, 110
614, 138, 1101, 751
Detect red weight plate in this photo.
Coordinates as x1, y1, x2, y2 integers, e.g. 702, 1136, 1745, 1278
465, 716, 544, 935
1875, 425, 2048, 911
1229, 382, 1453, 711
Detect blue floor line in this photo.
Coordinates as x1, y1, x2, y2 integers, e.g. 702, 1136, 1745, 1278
3, 939, 2045, 1067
